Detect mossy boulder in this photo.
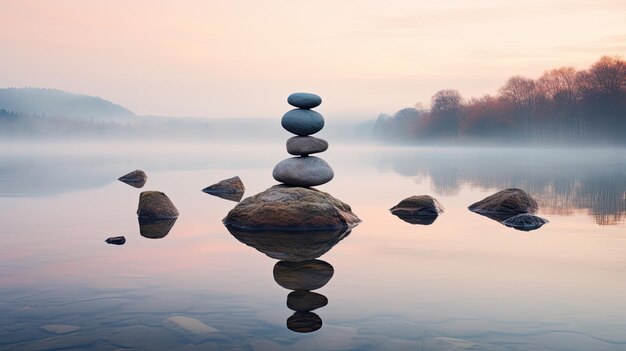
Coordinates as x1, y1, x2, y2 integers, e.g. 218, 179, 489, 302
223, 185, 359, 230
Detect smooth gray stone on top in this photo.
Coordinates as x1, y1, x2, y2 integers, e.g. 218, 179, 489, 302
273, 156, 334, 187
286, 136, 328, 156
281, 109, 324, 136
287, 92, 322, 109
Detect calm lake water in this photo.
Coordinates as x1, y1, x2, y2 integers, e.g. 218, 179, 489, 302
1, 141, 625, 351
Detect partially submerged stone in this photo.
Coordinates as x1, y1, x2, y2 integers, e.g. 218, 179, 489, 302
468, 188, 538, 221
162, 316, 218, 343
139, 217, 177, 239
287, 291, 328, 312
226, 226, 352, 261
272, 157, 334, 187
273, 259, 334, 291
502, 213, 548, 231
137, 191, 179, 219
223, 185, 359, 230
105, 236, 126, 245
202, 176, 245, 202
390, 195, 444, 225
40, 324, 81, 334
118, 169, 147, 188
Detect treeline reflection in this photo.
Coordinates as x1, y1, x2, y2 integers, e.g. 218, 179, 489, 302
378, 148, 626, 226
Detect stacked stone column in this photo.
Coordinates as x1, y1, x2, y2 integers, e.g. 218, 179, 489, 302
272, 93, 334, 187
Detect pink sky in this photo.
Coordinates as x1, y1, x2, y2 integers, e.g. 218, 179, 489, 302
1, 0, 624, 118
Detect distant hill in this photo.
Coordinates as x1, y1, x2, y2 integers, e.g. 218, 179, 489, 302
0, 87, 136, 121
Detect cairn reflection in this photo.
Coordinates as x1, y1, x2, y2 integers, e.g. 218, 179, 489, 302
226, 225, 353, 333
138, 217, 177, 239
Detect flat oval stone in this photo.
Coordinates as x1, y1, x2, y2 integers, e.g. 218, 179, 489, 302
272, 156, 334, 187
281, 109, 324, 136
287, 93, 322, 109
286, 136, 328, 156
273, 259, 334, 291
287, 291, 328, 312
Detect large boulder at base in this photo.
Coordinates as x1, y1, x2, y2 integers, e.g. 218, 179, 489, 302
137, 191, 179, 219
390, 195, 444, 225
502, 213, 548, 231
139, 217, 177, 239
287, 311, 322, 333
202, 176, 245, 202
468, 188, 538, 221
286, 136, 329, 156
287, 92, 322, 109
273, 259, 334, 291
118, 169, 147, 188
223, 185, 359, 230
287, 291, 328, 312
226, 226, 352, 261
281, 109, 325, 136
273, 156, 334, 187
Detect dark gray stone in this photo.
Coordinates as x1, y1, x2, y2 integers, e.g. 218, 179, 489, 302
273, 259, 334, 291
286, 136, 328, 156
468, 188, 538, 221
281, 109, 324, 136
287, 291, 328, 312
137, 191, 179, 219
502, 213, 548, 231
287, 92, 322, 109
118, 169, 147, 188
272, 156, 334, 187
287, 312, 322, 333
139, 217, 177, 239
105, 236, 126, 245
390, 195, 444, 225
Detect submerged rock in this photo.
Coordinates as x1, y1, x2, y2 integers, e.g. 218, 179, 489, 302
287, 92, 322, 109
40, 324, 81, 334
468, 188, 538, 221
162, 316, 219, 343
286, 136, 329, 156
202, 176, 245, 202
287, 291, 328, 312
272, 156, 334, 187
105, 236, 126, 245
390, 195, 444, 225
287, 311, 322, 333
502, 213, 548, 231
273, 260, 334, 291
118, 169, 147, 188
223, 185, 359, 230
226, 226, 352, 261
137, 191, 179, 219
281, 109, 325, 136
139, 217, 177, 239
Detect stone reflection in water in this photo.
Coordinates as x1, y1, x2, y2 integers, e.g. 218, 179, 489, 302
390, 195, 444, 225
138, 217, 177, 239
226, 225, 353, 333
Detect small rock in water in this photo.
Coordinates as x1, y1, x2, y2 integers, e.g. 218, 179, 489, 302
468, 188, 538, 221
287, 92, 322, 109
202, 176, 245, 202
162, 316, 219, 342
390, 195, 444, 225
118, 169, 147, 188
105, 236, 126, 245
272, 156, 334, 187
273, 259, 334, 291
40, 324, 82, 334
502, 213, 548, 231
137, 191, 179, 219
287, 291, 328, 312
287, 311, 322, 333
286, 136, 329, 156
281, 109, 325, 136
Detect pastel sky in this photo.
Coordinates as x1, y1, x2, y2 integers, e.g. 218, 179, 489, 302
1, 0, 624, 119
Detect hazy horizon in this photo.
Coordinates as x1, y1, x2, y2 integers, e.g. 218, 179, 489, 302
1, 0, 624, 119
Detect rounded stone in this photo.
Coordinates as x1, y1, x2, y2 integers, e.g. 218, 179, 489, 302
281, 109, 324, 136
468, 188, 538, 222
287, 312, 322, 333
287, 291, 328, 312
287, 93, 322, 109
286, 136, 329, 156
137, 191, 179, 219
273, 259, 334, 291
272, 156, 334, 187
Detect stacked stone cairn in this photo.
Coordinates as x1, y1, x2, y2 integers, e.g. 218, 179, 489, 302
272, 93, 334, 187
